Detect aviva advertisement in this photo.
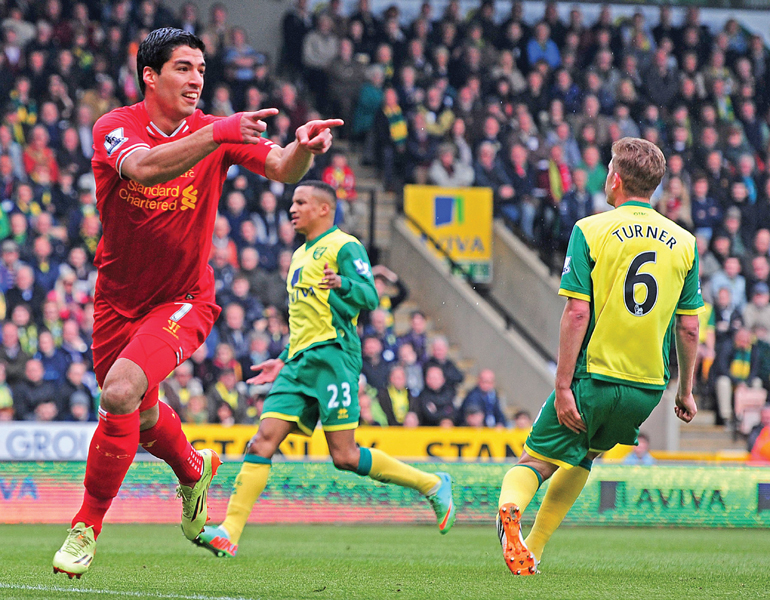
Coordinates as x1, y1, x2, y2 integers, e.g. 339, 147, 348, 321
404, 185, 493, 283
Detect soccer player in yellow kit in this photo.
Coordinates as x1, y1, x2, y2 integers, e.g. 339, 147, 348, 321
195, 181, 456, 557
496, 138, 704, 574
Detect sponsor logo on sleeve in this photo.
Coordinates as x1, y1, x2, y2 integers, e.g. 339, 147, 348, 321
104, 127, 128, 157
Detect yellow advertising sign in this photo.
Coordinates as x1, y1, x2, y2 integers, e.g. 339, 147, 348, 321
403, 184, 493, 282
182, 425, 529, 461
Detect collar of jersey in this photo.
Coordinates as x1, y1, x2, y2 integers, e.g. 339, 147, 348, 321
146, 119, 189, 139
305, 226, 337, 249
620, 200, 651, 209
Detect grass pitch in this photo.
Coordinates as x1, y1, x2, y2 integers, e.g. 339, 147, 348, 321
4, 524, 770, 600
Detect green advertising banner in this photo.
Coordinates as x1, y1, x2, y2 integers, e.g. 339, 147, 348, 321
1, 462, 768, 527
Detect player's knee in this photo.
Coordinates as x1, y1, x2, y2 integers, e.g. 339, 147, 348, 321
100, 378, 143, 415
331, 449, 359, 472
246, 433, 278, 459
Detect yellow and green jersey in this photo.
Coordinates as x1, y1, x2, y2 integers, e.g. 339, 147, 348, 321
559, 200, 705, 389
279, 226, 378, 362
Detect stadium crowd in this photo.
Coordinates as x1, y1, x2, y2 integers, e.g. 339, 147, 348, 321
1, 0, 770, 449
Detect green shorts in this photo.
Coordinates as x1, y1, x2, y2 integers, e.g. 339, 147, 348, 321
525, 377, 663, 469
261, 343, 361, 436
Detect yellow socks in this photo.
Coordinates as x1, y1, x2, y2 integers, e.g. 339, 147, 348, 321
498, 464, 542, 512
525, 466, 590, 561
358, 447, 440, 495
221, 455, 271, 545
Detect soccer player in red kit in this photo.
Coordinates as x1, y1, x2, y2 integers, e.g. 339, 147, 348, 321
52, 28, 342, 578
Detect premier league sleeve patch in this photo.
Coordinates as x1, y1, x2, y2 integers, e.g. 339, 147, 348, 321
354, 258, 371, 277
104, 127, 128, 157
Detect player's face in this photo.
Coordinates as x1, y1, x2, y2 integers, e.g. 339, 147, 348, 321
289, 187, 327, 235
146, 45, 205, 122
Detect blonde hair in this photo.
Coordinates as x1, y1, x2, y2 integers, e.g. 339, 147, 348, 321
611, 137, 666, 198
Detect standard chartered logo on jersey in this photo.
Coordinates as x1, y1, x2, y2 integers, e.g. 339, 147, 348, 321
119, 172, 198, 212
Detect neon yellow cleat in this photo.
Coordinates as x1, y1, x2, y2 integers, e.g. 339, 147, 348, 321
177, 449, 222, 540
53, 522, 96, 578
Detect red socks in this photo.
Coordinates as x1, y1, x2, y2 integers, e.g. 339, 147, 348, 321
74, 410, 140, 537
139, 401, 203, 486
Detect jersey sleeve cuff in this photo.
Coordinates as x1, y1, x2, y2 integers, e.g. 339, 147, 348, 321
676, 306, 706, 315
558, 288, 591, 302
337, 277, 352, 296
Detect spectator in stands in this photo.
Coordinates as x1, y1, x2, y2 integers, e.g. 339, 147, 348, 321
241, 332, 270, 379
710, 256, 747, 313
160, 360, 204, 418
218, 302, 251, 362
253, 189, 289, 249
527, 22, 561, 70
34, 329, 68, 384
474, 141, 515, 217
428, 143, 474, 188
13, 358, 58, 421
363, 308, 398, 363
558, 168, 593, 249
60, 318, 91, 366
262, 250, 292, 310
302, 13, 338, 109
353, 65, 385, 148
181, 394, 210, 426
376, 366, 417, 426
744, 283, 770, 334
11, 304, 37, 355
206, 366, 250, 425
59, 361, 96, 422
361, 335, 390, 392
714, 327, 763, 426
622, 432, 656, 465
457, 369, 507, 428
219, 274, 263, 327
398, 310, 429, 365
414, 364, 456, 427
397, 341, 424, 397
424, 336, 464, 396
190, 343, 216, 391
373, 86, 408, 190
405, 111, 438, 184
690, 173, 722, 241
0, 321, 30, 385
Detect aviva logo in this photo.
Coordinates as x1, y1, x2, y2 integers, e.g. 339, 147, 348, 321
290, 267, 303, 287
180, 185, 198, 210
434, 195, 464, 227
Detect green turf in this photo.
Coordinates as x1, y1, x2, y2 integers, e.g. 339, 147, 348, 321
4, 524, 770, 600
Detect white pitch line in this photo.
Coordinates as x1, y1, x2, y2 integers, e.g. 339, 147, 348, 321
0, 583, 254, 600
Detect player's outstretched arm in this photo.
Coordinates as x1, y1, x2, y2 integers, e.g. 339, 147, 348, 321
265, 119, 344, 183
674, 314, 700, 423
554, 298, 590, 434
121, 109, 279, 186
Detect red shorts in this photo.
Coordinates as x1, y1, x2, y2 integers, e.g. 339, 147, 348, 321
92, 295, 221, 411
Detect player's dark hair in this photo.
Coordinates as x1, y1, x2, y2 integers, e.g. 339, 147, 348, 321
136, 28, 205, 96
296, 180, 338, 205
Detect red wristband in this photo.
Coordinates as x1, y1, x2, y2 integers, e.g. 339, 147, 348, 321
212, 113, 243, 144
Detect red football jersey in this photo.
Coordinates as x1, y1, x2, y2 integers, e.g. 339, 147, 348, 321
91, 102, 277, 318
